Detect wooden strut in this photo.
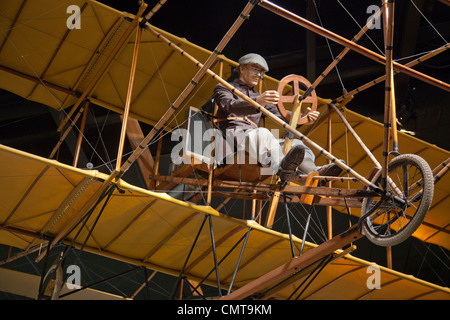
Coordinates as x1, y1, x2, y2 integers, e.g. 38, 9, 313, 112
34, 2, 151, 263
142, 0, 168, 22
258, 0, 450, 93
118, 0, 259, 178
116, 22, 143, 170
433, 157, 450, 183
326, 107, 333, 239
46, 1, 149, 161
143, 25, 381, 195
207, 59, 224, 205
381, 0, 396, 188
266, 95, 303, 228
73, 101, 90, 167
220, 225, 363, 300
56, 3, 148, 133
150, 175, 372, 195
303, 4, 385, 99
329, 103, 381, 170
334, 43, 450, 103
150, 174, 376, 208
112, 0, 170, 174
49, 100, 88, 159
329, 104, 403, 199
34, 1, 176, 264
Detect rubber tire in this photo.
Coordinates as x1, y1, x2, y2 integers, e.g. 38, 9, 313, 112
361, 154, 434, 247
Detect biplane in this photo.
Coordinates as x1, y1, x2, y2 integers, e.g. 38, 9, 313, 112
0, 0, 449, 300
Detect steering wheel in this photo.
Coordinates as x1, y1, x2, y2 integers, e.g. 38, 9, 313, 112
277, 74, 318, 125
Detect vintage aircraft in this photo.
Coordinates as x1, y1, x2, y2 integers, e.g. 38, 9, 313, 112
0, 0, 449, 300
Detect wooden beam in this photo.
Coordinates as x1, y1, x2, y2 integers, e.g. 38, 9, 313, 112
220, 226, 363, 300
120, 1, 259, 176
154, 165, 194, 192
122, 116, 155, 189
334, 43, 450, 103
57, 4, 147, 132
151, 174, 377, 198
259, 0, 450, 92
116, 21, 145, 170
73, 101, 90, 167
266, 94, 303, 228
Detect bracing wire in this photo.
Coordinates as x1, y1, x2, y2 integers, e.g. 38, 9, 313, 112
410, 0, 448, 44
88, 106, 114, 172
336, 0, 385, 55
283, 202, 328, 245
312, 0, 346, 92
410, 239, 450, 287
0, 26, 113, 170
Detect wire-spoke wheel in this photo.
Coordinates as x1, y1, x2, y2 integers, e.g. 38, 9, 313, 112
361, 154, 434, 247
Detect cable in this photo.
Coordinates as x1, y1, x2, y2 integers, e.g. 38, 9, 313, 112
410, 0, 448, 44
312, 0, 346, 92
336, 0, 384, 55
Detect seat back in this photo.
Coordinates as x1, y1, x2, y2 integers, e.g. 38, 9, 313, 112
179, 106, 233, 166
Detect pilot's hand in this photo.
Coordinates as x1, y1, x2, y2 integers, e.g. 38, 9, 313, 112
256, 90, 279, 106
306, 107, 320, 123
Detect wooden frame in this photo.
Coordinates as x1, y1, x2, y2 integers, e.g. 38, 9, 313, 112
2, 0, 449, 301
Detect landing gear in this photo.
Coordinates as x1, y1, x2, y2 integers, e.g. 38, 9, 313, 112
361, 154, 434, 247
38, 253, 64, 300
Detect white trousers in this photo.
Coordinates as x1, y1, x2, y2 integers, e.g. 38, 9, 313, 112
235, 127, 316, 175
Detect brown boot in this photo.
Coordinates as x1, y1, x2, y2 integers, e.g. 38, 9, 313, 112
316, 161, 344, 186
278, 145, 305, 181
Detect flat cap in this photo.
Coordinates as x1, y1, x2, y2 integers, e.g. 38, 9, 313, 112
238, 53, 269, 72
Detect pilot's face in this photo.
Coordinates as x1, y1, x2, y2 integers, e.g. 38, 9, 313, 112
239, 64, 265, 88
